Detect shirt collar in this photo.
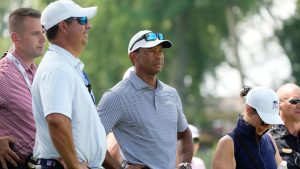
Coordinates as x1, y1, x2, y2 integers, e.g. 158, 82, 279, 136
11, 50, 37, 72
48, 43, 83, 69
128, 71, 163, 90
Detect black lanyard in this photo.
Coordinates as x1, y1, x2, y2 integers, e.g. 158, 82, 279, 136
82, 70, 95, 104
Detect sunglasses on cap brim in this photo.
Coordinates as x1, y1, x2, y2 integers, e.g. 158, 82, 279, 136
130, 32, 164, 51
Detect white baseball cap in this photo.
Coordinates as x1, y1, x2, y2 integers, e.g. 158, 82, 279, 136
246, 86, 283, 125
188, 124, 199, 139
41, 0, 97, 31
128, 30, 172, 54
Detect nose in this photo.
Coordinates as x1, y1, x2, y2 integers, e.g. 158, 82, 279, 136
40, 33, 46, 43
86, 21, 92, 29
155, 48, 163, 58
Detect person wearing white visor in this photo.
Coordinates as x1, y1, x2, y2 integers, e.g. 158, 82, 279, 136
98, 30, 193, 169
32, 1, 106, 169
213, 86, 285, 169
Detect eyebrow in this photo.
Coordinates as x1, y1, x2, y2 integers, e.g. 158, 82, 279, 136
31, 30, 43, 33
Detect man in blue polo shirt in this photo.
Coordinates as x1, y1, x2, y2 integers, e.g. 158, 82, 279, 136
98, 30, 193, 169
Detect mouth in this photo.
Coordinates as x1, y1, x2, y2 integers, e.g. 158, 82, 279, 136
154, 61, 163, 66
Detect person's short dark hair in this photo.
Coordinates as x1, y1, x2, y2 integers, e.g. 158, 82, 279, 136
133, 48, 140, 53
9, 8, 41, 33
46, 19, 73, 41
46, 24, 59, 41
240, 86, 252, 98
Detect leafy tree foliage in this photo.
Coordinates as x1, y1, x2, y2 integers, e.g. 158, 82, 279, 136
276, 1, 300, 84
32, 0, 269, 125
1, 0, 271, 125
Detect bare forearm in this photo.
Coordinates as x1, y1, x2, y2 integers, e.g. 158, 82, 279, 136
47, 113, 80, 169
177, 129, 193, 163
177, 140, 193, 163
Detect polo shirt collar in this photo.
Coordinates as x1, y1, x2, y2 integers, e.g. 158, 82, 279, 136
48, 43, 82, 69
128, 71, 163, 90
11, 50, 37, 73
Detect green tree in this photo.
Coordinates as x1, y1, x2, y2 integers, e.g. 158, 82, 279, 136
1, 0, 275, 126
31, 0, 274, 125
276, 1, 300, 84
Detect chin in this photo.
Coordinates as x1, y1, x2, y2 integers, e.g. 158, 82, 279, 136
258, 129, 268, 136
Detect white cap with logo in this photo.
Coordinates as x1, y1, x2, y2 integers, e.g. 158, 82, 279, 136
41, 0, 97, 31
188, 124, 200, 139
246, 86, 283, 125
128, 30, 172, 54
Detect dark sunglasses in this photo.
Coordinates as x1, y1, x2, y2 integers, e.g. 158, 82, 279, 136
193, 138, 200, 144
288, 98, 300, 105
130, 32, 164, 51
64, 17, 88, 25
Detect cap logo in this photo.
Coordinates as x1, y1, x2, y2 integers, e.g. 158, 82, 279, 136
272, 100, 279, 110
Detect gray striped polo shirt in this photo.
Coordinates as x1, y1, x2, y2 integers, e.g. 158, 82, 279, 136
97, 71, 188, 169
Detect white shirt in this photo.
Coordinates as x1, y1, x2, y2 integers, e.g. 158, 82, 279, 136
32, 44, 106, 169
191, 157, 206, 169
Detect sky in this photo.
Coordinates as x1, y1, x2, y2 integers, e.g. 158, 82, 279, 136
200, 0, 297, 97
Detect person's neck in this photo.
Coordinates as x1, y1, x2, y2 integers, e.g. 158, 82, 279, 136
53, 40, 81, 58
136, 72, 157, 89
283, 119, 300, 137
13, 50, 34, 68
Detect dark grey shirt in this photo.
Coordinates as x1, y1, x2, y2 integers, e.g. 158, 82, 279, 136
270, 124, 300, 169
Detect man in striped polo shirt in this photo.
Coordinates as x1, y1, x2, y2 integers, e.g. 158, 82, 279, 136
0, 8, 45, 169
99, 30, 193, 169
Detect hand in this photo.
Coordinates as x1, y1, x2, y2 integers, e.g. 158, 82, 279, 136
178, 162, 192, 169
0, 136, 19, 169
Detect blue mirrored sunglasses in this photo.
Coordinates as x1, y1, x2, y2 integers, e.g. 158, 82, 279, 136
64, 17, 88, 25
130, 32, 164, 51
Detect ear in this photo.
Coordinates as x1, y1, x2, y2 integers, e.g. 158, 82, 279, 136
129, 52, 136, 65
11, 32, 19, 43
245, 105, 255, 116
58, 22, 69, 34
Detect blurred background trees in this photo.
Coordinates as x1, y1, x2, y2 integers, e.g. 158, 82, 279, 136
1, 0, 299, 168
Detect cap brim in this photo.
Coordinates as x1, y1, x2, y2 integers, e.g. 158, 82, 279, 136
140, 40, 172, 48
129, 39, 173, 54
141, 39, 172, 49
257, 111, 283, 125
